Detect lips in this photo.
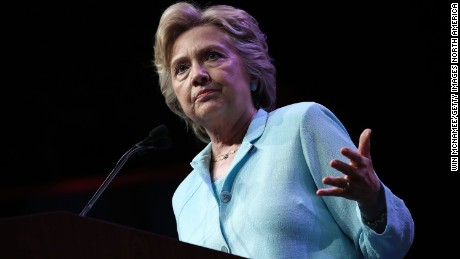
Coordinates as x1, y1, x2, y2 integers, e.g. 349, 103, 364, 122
195, 88, 218, 100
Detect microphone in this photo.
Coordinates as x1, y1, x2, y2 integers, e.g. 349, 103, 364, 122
136, 124, 172, 150
79, 124, 172, 217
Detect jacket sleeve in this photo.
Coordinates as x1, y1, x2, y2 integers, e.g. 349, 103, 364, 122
299, 102, 415, 259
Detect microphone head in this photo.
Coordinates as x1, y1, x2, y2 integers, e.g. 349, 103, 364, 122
148, 124, 169, 141
137, 124, 172, 150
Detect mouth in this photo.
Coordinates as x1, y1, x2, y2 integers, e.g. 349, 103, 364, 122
195, 89, 218, 100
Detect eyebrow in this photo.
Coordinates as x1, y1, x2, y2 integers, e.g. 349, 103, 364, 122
170, 43, 228, 68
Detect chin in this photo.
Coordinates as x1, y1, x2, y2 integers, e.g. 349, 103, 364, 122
194, 103, 225, 120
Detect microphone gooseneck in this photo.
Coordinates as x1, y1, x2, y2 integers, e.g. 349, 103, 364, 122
79, 124, 172, 217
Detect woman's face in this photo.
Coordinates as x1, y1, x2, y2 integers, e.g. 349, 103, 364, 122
169, 25, 254, 125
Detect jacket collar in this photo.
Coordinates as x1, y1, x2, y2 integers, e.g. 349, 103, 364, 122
190, 108, 268, 179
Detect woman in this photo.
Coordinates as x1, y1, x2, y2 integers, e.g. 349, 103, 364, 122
153, 2, 414, 258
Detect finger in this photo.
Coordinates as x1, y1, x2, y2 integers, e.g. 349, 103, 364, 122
316, 178, 349, 196
321, 176, 349, 189
316, 187, 344, 196
340, 147, 364, 167
358, 128, 372, 159
330, 159, 355, 176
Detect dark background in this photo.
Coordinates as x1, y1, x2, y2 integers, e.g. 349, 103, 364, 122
2, 1, 452, 257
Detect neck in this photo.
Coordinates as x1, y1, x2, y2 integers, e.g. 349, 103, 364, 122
209, 108, 256, 144
208, 108, 257, 154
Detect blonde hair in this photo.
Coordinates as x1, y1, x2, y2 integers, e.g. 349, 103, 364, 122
153, 1, 277, 143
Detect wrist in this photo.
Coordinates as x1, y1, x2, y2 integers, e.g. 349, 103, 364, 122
362, 211, 387, 229
359, 183, 386, 220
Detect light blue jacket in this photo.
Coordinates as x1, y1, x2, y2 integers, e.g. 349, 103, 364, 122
172, 102, 414, 259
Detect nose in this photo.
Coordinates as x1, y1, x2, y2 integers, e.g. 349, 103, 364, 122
191, 63, 210, 86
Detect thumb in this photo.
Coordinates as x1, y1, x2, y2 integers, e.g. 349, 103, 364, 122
358, 128, 372, 159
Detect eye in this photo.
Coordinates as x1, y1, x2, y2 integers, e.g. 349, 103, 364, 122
174, 63, 189, 75
206, 51, 222, 61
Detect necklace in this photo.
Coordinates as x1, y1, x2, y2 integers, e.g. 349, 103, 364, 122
213, 149, 237, 162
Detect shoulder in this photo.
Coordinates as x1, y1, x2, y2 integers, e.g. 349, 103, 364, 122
267, 102, 339, 125
266, 101, 349, 138
271, 101, 317, 114
269, 101, 333, 117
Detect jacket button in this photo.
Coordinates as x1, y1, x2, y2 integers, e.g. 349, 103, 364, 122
221, 246, 229, 253
220, 191, 232, 203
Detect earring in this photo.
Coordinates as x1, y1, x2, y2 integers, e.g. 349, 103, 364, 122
250, 82, 257, 92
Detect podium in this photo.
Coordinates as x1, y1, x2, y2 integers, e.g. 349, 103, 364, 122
0, 211, 243, 258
